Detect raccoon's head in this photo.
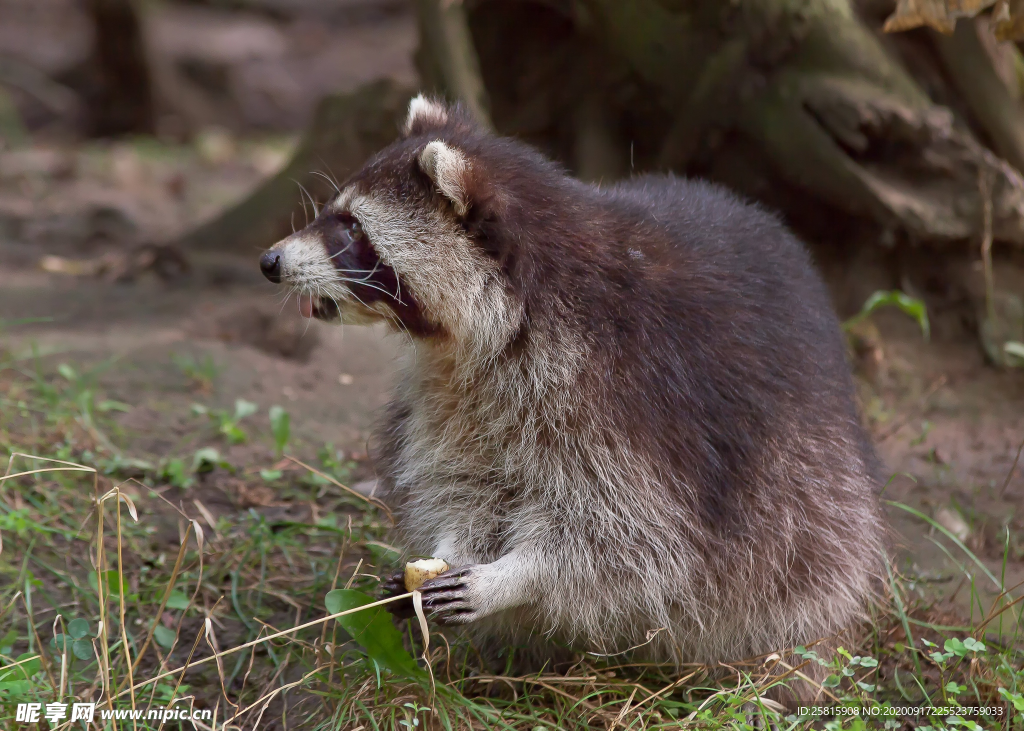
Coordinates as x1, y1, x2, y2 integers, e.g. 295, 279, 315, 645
259, 95, 529, 358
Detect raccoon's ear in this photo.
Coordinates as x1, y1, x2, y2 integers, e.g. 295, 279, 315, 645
418, 140, 471, 217
404, 94, 449, 136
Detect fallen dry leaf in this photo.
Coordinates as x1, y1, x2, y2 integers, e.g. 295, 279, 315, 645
883, 0, 1024, 39
883, 0, 960, 34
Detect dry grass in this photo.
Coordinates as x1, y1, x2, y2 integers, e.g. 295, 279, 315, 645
1, 349, 1022, 730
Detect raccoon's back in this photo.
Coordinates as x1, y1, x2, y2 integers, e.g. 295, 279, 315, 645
589, 175, 880, 527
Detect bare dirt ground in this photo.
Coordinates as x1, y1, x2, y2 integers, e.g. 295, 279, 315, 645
0, 134, 403, 463
866, 312, 1024, 623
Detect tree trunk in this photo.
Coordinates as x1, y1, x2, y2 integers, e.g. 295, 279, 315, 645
177, 0, 1024, 257
470, 0, 1024, 246
414, 0, 493, 129
85, 0, 155, 136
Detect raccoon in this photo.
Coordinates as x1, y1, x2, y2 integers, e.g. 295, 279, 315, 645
259, 96, 884, 685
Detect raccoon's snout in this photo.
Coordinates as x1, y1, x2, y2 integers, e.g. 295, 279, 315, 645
260, 251, 282, 283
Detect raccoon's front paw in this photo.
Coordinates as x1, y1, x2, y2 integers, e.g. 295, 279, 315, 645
381, 570, 415, 620
418, 565, 484, 625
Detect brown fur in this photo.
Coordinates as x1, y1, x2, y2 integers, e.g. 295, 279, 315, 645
260, 96, 886, 684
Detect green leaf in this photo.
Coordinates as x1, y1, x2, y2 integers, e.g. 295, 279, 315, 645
0, 629, 18, 656
51, 634, 70, 652
221, 423, 248, 444
998, 688, 1024, 712
945, 720, 982, 731
269, 405, 290, 456
234, 398, 258, 420
4, 653, 41, 678
154, 625, 177, 650
97, 400, 132, 412
101, 455, 154, 475
192, 447, 221, 472
52, 634, 93, 661
160, 458, 193, 488
0, 653, 41, 697
71, 639, 93, 661
57, 363, 78, 382
87, 570, 129, 597
365, 541, 402, 564
324, 589, 424, 681
0, 680, 31, 696
844, 290, 930, 341
1004, 340, 1024, 365
943, 638, 967, 657
961, 637, 985, 653
67, 618, 90, 640
260, 469, 283, 482
165, 591, 190, 610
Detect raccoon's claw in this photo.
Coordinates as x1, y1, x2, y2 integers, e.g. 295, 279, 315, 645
382, 570, 416, 620
418, 566, 480, 624
382, 570, 407, 596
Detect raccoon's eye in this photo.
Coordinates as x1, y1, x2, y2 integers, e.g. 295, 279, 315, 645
334, 212, 363, 236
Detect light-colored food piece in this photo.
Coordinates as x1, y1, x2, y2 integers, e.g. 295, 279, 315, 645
404, 558, 450, 592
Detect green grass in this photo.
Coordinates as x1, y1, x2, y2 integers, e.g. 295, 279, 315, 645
0, 348, 1022, 730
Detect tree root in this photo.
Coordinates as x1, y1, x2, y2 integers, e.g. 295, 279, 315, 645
576, 0, 1024, 245
744, 73, 1024, 244
932, 17, 1024, 174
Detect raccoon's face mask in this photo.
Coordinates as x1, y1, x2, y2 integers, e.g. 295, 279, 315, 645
259, 95, 522, 355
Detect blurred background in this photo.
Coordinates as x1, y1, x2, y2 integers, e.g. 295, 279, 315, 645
1, 0, 1024, 665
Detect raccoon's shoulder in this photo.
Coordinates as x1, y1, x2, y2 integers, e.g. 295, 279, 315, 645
602, 175, 797, 260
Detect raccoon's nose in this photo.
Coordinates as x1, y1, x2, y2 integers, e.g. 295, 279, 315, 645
260, 251, 282, 283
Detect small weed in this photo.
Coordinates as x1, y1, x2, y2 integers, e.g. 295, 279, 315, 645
157, 456, 192, 488
190, 445, 230, 472
192, 398, 258, 444
304, 443, 357, 487
269, 404, 290, 456
844, 289, 931, 341
171, 352, 220, 393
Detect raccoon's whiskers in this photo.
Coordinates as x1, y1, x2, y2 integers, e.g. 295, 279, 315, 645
327, 247, 354, 261
294, 180, 320, 221
342, 285, 406, 333
295, 289, 310, 333
340, 285, 374, 313
339, 277, 404, 305
315, 156, 343, 193
378, 301, 410, 337
276, 289, 294, 315
311, 170, 341, 196
292, 181, 310, 226
328, 257, 404, 304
